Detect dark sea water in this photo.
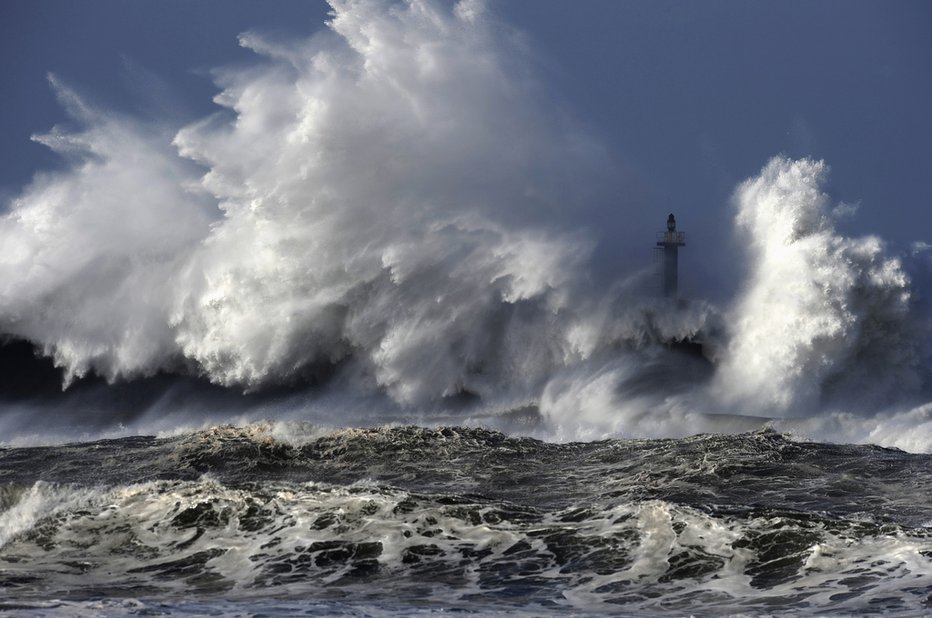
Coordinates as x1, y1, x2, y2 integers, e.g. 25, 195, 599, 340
1, 424, 930, 616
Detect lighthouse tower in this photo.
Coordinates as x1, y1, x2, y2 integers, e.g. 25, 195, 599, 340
656, 213, 685, 297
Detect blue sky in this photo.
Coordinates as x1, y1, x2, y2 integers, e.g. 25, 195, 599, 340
2, 0, 931, 295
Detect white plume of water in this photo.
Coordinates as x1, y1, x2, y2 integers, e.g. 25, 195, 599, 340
714, 157, 921, 417
539, 157, 930, 449
167, 0, 618, 404
0, 78, 216, 385
0, 0, 671, 408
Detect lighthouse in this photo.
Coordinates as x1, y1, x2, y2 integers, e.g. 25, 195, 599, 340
656, 213, 685, 297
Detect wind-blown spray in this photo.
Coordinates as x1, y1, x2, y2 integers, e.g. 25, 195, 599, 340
716, 157, 921, 416
1, 0, 618, 405
0, 0, 929, 452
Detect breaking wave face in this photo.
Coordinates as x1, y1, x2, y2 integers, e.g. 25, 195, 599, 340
0, 0, 930, 450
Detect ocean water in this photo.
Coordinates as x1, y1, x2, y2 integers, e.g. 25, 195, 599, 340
2, 0, 932, 615
1, 425, 930, 616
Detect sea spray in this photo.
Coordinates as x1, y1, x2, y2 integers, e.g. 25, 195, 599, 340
0, 0, 930, 453
0, 0, 615, 403
715, 157, 920, 416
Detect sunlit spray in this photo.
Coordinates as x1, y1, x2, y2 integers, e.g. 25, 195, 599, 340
0, 1, 930, 453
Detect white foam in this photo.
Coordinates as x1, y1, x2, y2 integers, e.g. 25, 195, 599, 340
0, 482, 100, 548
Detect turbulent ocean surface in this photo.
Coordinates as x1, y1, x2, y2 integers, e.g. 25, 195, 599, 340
2, 0, 932, 615
1, 424, 930, 616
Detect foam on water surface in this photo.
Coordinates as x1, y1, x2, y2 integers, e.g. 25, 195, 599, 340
0, 426, 930, 615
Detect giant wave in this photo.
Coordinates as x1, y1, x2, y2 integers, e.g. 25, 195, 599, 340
0, 0, 930, 453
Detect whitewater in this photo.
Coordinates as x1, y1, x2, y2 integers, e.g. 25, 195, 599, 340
1, 0, 930, 615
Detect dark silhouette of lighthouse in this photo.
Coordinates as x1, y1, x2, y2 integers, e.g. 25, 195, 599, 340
656, 213, 685, 297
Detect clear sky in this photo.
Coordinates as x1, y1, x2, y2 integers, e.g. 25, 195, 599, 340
2, 0, 931, 296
